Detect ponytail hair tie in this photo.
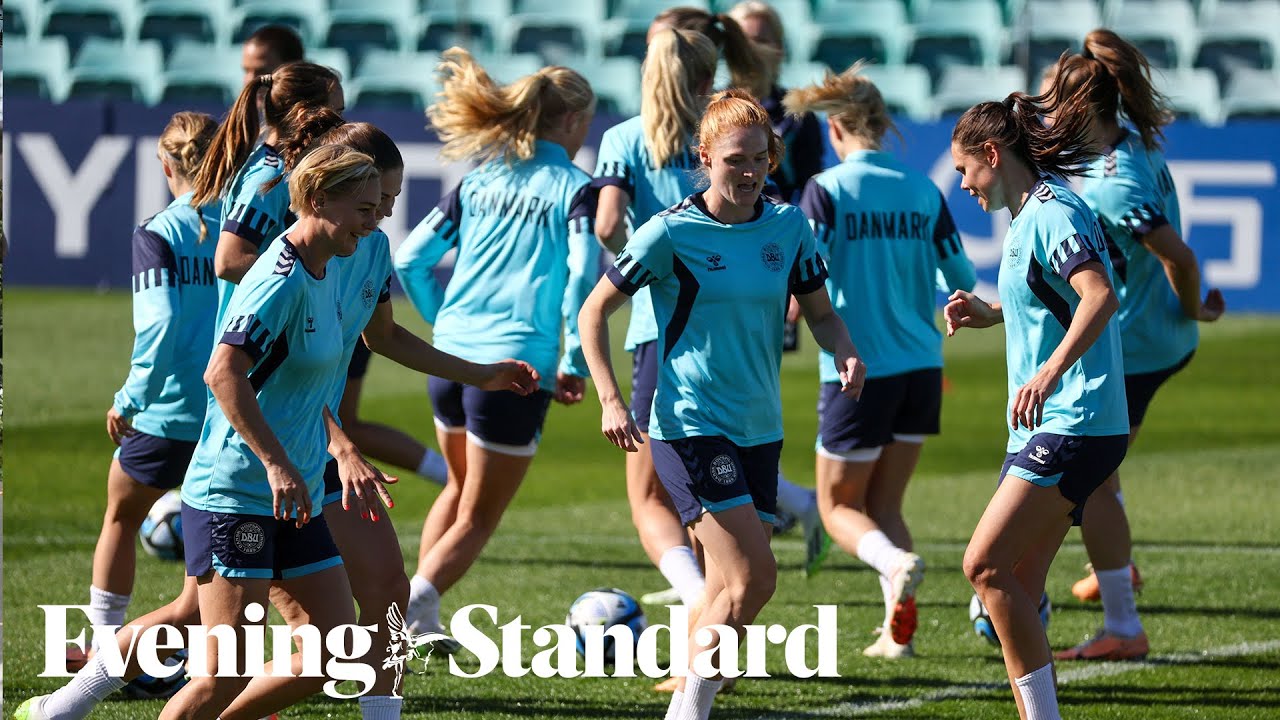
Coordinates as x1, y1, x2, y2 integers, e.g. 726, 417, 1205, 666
259, 74, 273, 88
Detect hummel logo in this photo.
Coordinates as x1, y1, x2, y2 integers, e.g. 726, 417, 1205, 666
706, 254, 727, 271
305, 316, 316, 333
1030, 445, 1050, 464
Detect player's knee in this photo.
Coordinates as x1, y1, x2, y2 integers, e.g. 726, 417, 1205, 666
962, 550, 999, 592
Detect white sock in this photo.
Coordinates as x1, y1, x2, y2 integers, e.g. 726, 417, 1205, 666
407, 575, 441, 629
86, 586, 130, 650
359, 695, 403, 720
1014, 664, 1061, 720
856, 530, 907, 579
663, 690, 684, 720
43, 652, 128, 720
675, 675, 722, 720
658, 546, 706, 608
416, 449, 448, 486
1097, 566, 1143, 636
878, 574, 895, 625
775, 474, 815, 519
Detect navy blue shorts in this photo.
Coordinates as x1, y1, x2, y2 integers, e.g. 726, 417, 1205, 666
1000, 433, 1128, 526
1126, 350, 1194, 427
428, 377, 552, 456
650, 436, 782, 526
182, 504, 343, 580
323, 458, 341, 506
817, 368, 943, 453
631, 341, 659, 434
347, 337, 374, 380
114, 432, 197, 490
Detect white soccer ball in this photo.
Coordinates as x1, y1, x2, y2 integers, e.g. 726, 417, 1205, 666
969, 592, 1052, 647
139, 490, 185, 561
566, 588, 647, 663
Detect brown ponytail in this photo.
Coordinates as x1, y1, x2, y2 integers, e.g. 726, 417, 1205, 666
653, 7, 769, 97
953, 84, 1099, 178
1079, 28, 1172, 150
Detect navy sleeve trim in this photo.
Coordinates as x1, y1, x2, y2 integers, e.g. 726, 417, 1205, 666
222, 202, 270, 248
798, 181, 836, 246
609, 251, 657, 296
606, 266, 639, 296
220, 313, 273, 362
131, 226, 178, 293
378, 274, 393, 303
567, 183, 598, 236
1049, 233, 1103, 281
790, 254, 829, 295
1120, 202, 1170, 239
591, 173, 635, 199
932, 194, 963, 260
422, 185, 464, 248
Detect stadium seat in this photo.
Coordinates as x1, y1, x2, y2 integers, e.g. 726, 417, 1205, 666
324, 0, 415, 73
4, 36, 72, 101
601, 0, 712, 61
161, 40, 243, 106
808, 0, 913, 68
231, 0, 325, 48
1153, 67, 1222, 124
859, 62, 935, 120
1105, 0, 1198, 68
139, 0, 232, 59
1194, 0, 1280, 88
307, 47, 352, 83
563, 54, 642, 116
1013, 0, 1101, 85
1221, 67, 1280, 119
348, 49, 439, 111
67, 37, 164, 104
42, 0, 137, 59
417, 0, 510, 54
932, 63, 1026, 115
778, 61, 833, 91
908, 0, 1007, 86
5, 0, 41, 39
505, 0, 607, 65
470, 52, 544, 84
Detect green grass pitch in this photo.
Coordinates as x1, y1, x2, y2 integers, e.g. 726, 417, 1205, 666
4, 288, 1279, 718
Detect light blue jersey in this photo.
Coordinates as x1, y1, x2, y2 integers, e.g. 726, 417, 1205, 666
214, 144, 295, 328
999, 180, 1129, 453
1082, 130, 1197, 374
113, 192, 221, 441
608, 194, 828, 446
327, 229, 394, 419
594, 117, 702, 350
395, 140, 598, 382
183, 237, 343, 516
801, 150, 976, 382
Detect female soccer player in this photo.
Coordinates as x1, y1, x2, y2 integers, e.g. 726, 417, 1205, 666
945, 82, 1129, 720
646, 6, 766, 96
1048, 30, 1224, 662
396, 49, 599, 642
580, 90, 865, 720
787, 64, 977, 658
79, 110, 220, 657
594, 27, 717, 629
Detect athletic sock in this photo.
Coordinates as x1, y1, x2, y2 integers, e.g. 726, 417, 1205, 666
663, 690, 684, 720
856, 530, 908, 579
674, 675, 722, 720
359, 695, 403, 720
1014, 663, 1061, 720
86, 586, 130, 650
43, 652, 127, 720
1097, 566, 1143, 636
658, 546, 706, 608
775, 474, 815, 519
416, 449, 448, 486
407, 575, 441, 629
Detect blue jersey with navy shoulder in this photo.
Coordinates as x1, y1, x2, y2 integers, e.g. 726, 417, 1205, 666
801, 150, 976, 382
183, 237, 343, 515
395, 140, 598, 382
1082, 130, 1197, 373
214, 144, 296, 329
113, 192, 222, 441
594, 117, 702, 351
999, 180, 1129, 452
327, 229, 394, 420
608, 194, 829, 446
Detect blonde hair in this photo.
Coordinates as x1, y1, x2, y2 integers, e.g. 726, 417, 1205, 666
428, 47, 595, 165
287, 144, 380, 217
652, 7, 768, 97
727, 0, 785, 87
159, 111, 217, 182
783, 62, 898, 148
698, 89, 784, 174
642, 29, 718, 168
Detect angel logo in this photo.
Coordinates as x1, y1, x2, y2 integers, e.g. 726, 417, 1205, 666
383, 603, 454, 697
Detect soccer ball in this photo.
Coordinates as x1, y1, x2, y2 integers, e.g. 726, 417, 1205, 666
566, 588, 647, 663
121, 648, 189, 700
139, 490, 184, 561
968, 592, 1052, 647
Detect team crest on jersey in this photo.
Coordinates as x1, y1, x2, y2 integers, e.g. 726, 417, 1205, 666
760, 242, 784, 272
233, 521, 266, 555
706, 254, 727, 272
362, 279, 376, 308
710, 455, 737, 485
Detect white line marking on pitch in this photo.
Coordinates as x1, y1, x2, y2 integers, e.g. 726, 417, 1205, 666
751, 639, 1280, 719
